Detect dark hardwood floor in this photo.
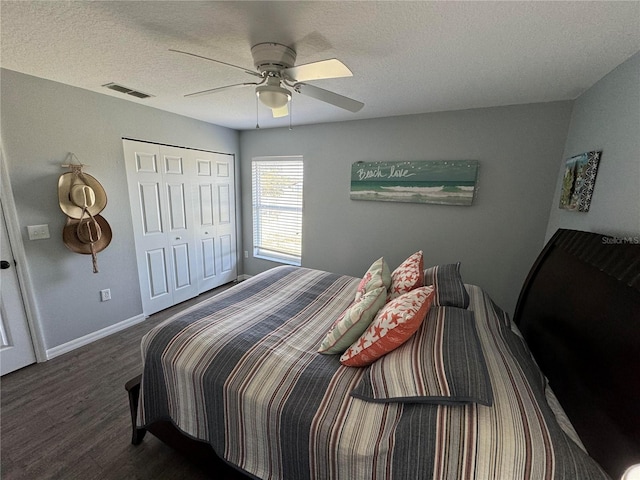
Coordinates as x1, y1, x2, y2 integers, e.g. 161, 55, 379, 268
1, 283, 251, 480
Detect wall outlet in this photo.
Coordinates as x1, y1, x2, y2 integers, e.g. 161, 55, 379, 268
244, 250, 249, 258
100, 289, 111, 302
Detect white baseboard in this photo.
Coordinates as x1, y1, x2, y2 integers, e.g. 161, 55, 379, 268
45, 313, 147, 360
237, 274, 252, 282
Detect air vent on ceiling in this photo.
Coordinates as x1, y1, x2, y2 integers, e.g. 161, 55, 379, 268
103, 83, 154, 99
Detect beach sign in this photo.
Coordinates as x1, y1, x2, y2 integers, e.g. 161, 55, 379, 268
350, 160, 479, 206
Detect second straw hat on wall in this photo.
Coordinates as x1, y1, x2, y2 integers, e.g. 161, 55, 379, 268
62, 215, 112, 255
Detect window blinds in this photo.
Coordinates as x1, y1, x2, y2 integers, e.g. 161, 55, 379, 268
252, 157, 303, 265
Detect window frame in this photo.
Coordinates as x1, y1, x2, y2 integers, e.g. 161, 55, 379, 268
251, 156, 304, 266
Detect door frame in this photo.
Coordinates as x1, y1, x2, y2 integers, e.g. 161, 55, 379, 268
0, 143, 47, 362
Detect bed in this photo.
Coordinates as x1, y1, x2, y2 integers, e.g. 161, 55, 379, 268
126, 228, 640, 479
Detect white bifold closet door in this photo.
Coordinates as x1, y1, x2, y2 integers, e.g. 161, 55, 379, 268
123, 139, 237, 316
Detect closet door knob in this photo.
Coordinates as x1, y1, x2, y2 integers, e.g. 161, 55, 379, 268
0, 260, 11, 269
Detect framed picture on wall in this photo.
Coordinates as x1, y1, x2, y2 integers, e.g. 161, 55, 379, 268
350, 160, 479, 206
559, 150, 601, 212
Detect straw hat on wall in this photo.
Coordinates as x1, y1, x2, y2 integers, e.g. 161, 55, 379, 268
62, 215, 112, 273
62, 215, 112, 254
58, 171, 107, 219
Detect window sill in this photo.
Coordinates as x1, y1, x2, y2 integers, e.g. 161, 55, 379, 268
254, 253, 301, 267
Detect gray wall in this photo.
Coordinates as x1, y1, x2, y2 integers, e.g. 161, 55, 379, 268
5, 51, 634, 356
546, 51, 640, 239
240, 102, 573, 315
1, 68, 239, 351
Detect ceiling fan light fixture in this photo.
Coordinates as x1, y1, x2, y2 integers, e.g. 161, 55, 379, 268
173, 42, 364, 120
256, 85, 291, 109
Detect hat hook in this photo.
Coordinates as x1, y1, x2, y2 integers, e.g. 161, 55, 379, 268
61, 152, 89, 172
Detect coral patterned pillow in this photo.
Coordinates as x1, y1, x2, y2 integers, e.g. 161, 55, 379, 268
388, 251, 424, 301
318, 286, 387, 355
340, 286, 435, 367
355, 257, 391, 301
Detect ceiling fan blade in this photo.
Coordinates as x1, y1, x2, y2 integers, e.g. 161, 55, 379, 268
283, 59, 352, 82
169, 49, 262, 78
294, 83, 364, 112
272, 104, 289, 118
184, 82, 260, 98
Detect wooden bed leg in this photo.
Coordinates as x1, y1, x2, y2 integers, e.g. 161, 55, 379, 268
125, 374, 147, 445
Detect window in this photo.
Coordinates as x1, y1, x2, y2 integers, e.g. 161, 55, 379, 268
252, 156, 303, 265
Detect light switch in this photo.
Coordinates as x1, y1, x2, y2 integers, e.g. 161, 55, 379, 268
27, 224, 50, 240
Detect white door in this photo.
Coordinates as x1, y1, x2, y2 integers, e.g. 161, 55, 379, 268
123, 141, 199, 315
190, 150, 237, 292
1, 199, 36, 375
161, 145, 199, 304
124, 140, 236, 315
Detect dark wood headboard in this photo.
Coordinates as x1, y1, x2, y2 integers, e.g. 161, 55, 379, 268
513, 229, 640, 479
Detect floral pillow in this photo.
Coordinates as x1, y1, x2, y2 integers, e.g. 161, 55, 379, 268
340, 286, 435, 367
318, 286, 387, 355
355, 257, 391, 301
388, 251, 424, 301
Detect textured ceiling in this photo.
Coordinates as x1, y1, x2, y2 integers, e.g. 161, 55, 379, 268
1, 1, 639, 131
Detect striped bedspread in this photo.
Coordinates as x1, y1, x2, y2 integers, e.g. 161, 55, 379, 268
138, 266, 609, 480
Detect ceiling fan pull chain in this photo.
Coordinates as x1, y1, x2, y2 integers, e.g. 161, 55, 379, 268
289, 98, 293, 131
255, 94, 260, 129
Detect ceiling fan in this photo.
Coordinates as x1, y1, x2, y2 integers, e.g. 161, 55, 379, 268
170, 42, 364, 118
